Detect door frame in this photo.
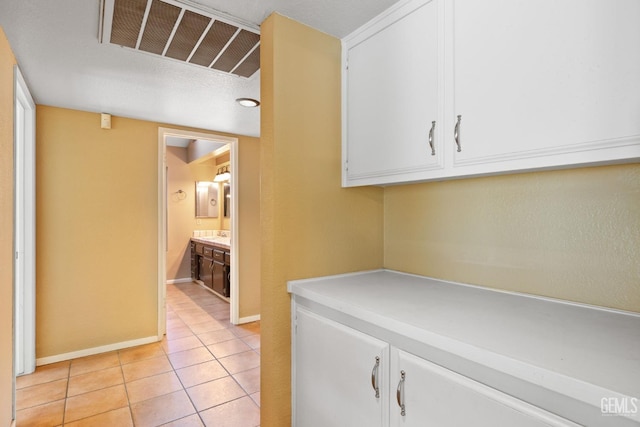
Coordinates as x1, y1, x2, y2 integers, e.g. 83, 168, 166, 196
157, 127, 239, 337
14, 65, 36, 377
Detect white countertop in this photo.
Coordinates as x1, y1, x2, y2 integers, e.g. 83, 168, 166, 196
191, 236, 230, 250
288, 269, 640, 417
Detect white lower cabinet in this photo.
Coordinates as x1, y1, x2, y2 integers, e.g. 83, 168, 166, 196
293, 307, 389, 427
293, 306, 576, 427
290, 271, 640, 427
390, 349, 577, 427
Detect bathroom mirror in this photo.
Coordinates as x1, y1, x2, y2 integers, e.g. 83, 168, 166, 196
223, 183, 230, 218
195, 181, 218, 218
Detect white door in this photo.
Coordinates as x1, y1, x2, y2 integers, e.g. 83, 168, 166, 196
293, 307, 389, 427
14, 66, 36, 376
390, 350, 578, 427
451, 0, 640, 172
345, 0, 442, 186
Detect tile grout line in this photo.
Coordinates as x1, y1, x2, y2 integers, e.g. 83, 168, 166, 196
166, 285, 234, 424
167, 283, 261, 422
159, 321, 207, 426
17, 283, 258, 426
116, 351, 135, 426
61, 362, 71, 425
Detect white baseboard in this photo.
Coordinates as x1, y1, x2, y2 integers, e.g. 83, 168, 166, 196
166, 277, 193, 285
238, 314, 260, 324
35, 335, 160, 366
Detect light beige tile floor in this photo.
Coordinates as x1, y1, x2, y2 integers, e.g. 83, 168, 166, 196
16, 282, 260, 426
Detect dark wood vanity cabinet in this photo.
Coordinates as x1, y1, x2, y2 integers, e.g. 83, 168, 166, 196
212, 249, 226, 296
199, 255, 214, 289
191, 240, 230, 298
190, 241, 199, 280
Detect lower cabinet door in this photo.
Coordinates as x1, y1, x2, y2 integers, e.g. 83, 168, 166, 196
294, 307, 389, 427
390, 350, 578, 427
199, 257, 213, 290
212, 261, 225, 295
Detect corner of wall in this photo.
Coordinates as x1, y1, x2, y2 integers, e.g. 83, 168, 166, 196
0, 24, 17, 426
260, 14, 384, 426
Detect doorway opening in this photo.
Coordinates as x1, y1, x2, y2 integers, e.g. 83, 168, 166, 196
157, 127, 240, 337
14, 66, 36, 379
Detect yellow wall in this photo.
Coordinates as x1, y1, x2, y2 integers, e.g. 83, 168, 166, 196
0, 26, 16, 426
37, 107, 262, 359
36, 106, 160, 358
260, 14, 384, 426
385, 164, 640, 313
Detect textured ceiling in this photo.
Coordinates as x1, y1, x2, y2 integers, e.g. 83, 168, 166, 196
0, 0, 399, 137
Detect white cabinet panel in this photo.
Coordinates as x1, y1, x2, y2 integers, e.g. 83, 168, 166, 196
344, 0, 442, 186
293, 307, 389, 427
390, 350, 578, 427
451, 0, 640, 172
342, 0, 640, 186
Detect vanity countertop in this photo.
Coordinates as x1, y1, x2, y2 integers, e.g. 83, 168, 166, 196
191, 236, 230, 250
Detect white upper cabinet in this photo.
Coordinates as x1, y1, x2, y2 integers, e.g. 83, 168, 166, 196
343, 0, 443, 186
342, 0, 640, 187
450, 0, 640, 175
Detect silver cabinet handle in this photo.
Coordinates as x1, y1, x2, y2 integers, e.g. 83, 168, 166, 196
428, 121, 436, 156
396, 370, 406, 416
371, 356, 380, 398
454, 115, 462, 152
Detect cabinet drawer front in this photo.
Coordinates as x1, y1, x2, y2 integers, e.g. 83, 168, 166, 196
203, 246, 214, 257
390, 350, 579, 427
213, 249, 225, 261
195, 243, 204, 255
224, 252, 230, 264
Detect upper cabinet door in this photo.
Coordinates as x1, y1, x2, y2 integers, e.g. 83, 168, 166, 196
451, 0, 640, 173
344, 0, 443, 187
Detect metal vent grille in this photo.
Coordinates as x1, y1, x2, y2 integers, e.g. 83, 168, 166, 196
101, 0, 260, 78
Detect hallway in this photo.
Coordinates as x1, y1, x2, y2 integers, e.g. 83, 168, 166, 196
16, 282, 260, 426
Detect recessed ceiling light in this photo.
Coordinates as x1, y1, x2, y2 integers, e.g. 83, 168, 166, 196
236, 98, 260, 107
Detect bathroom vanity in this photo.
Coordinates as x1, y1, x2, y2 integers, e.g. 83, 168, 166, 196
191, 236, 231, 299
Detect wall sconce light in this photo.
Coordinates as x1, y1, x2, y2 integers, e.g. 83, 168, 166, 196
214, 165, 231, 182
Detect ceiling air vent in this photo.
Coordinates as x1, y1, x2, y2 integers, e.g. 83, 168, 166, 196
100, 0, 260, 78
